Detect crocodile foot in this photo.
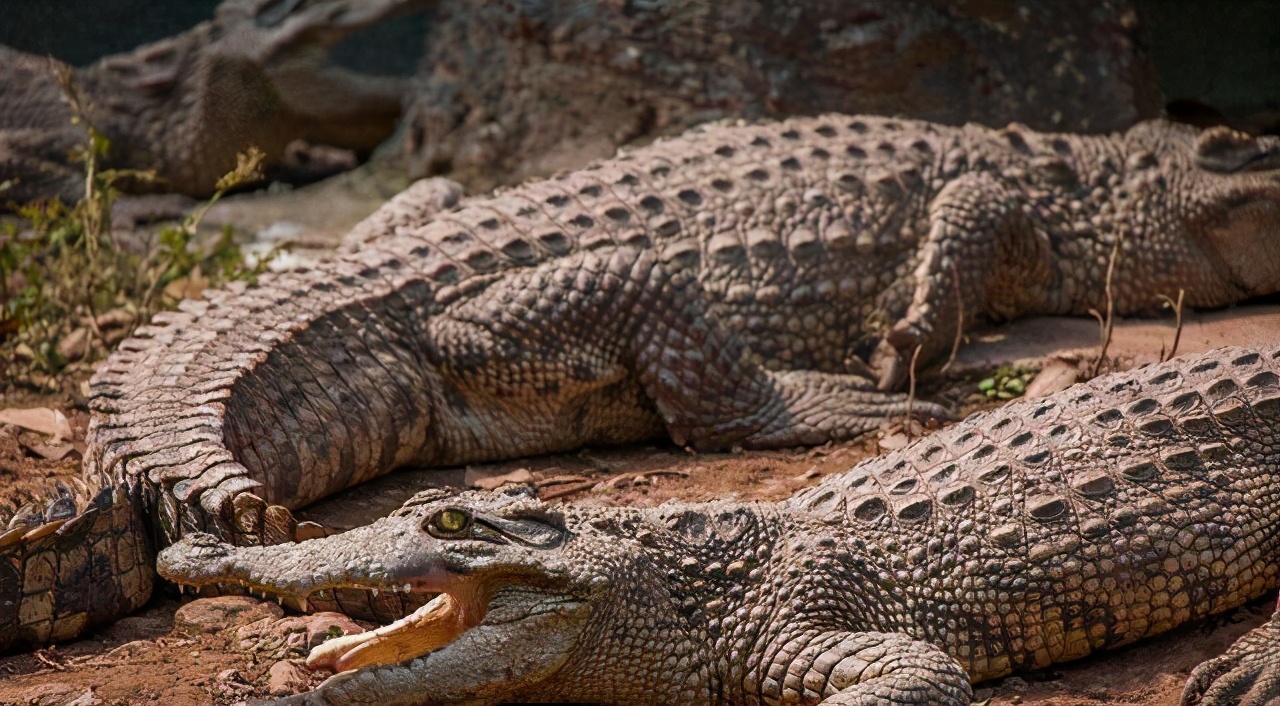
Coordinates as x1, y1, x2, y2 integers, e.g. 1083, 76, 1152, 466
1182, 597, 1280, 706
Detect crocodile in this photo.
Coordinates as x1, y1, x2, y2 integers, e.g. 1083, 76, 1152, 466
0, 0, 430, 204
157, 343, 1280, 705
3, 114, 1280, 654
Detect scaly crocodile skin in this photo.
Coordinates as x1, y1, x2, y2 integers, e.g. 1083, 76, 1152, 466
4, 114, 1280, 651
159, 344, 1280, 705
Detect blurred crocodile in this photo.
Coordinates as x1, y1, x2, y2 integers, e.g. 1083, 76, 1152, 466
3, 114, 1279, 660
158, 344, 1280, 705
0, 0, 431, 203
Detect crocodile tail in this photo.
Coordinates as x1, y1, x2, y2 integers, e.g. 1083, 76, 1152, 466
0, 483, 153, 652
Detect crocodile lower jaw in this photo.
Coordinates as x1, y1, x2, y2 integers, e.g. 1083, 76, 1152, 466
307, 590, 481, 673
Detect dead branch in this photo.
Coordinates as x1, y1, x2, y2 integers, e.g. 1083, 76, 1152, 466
1158, 288, 1186, 363
939, 261, 965, 375
905, 343, 923, 433
1089, 237, 1122, 378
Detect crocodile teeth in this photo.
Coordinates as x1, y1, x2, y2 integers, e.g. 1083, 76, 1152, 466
371, 588, 379, 598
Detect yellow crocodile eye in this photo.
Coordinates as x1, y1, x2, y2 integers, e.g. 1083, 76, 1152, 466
435, 509, 470, 534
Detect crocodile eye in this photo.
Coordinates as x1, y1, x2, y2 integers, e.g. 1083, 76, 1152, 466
430, 508, 471, 535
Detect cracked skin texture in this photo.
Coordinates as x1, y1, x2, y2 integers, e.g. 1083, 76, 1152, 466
2, 114, 1279, 669
157, 344, 1280, 705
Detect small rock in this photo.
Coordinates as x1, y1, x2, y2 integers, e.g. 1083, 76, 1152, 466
174, 596, 284, 635
294, 521, 329, 541
237, 616, 287, 656
238, 612, 366, 659
214, 668, 253, 699
56, 327, 93, 362
304, 612, 366, 650
1002, 676, 1029, 693
878, 432, 910, 451
0, 407, 74, 441
267, 660, 311, 696
217, 668, 244, 683
1026, 358, 1079, 398
103, 612, 178, 643
102, 326, 132, 346
93, 308, 136, 330
16, 682, 77, 706
23, 439, 78, 461
100, 639, 158, 661
64, 689, 103, 706
465, 466, 534, 490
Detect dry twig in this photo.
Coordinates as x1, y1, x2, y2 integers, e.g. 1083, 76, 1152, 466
939, 261, 965, 375
33, 649, 66, 671
905, 344, 923, 433
1158, 288, 1186, 363
1089, 237, 1123, 378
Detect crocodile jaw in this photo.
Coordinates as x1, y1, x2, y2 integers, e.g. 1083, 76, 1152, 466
307, 591, 475, 672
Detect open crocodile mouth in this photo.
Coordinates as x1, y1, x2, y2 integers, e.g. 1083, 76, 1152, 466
304, 589, 481, 672
190, 576, 488, 673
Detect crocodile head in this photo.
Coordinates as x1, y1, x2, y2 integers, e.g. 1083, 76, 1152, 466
1185, 125, 1280, 298
157, 485, 691, 700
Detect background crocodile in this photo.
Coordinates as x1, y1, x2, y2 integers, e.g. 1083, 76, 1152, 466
3, 114, 1280, 654
157, 343, 1280, 705
0, 0, 431, 203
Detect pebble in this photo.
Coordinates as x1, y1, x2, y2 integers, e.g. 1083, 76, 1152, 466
174, 596, 284, 635
267, 660, 311, 696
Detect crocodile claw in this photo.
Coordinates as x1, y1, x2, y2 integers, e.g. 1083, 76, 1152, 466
1182, 601, 1280, 705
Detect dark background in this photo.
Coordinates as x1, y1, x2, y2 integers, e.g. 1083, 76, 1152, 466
0, 0, 1275, 122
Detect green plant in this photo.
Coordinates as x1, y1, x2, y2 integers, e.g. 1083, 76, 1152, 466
976, 365, 1033, 401
0, 69, 276, 388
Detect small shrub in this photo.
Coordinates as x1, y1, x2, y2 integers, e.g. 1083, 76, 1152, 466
1, 69, 276, 390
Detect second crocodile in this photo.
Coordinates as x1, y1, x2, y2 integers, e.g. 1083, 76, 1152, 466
159, 344, 1280, 705
2, 114, 1279, 654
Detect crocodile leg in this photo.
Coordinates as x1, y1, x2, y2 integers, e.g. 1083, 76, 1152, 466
872, 171, 1052, 388
1182, 597, 1280, 706
425, 244, 944, 456
764, 631, 972, 706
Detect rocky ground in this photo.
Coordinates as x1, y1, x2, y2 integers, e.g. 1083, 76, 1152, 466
2, 179, 1280, 705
